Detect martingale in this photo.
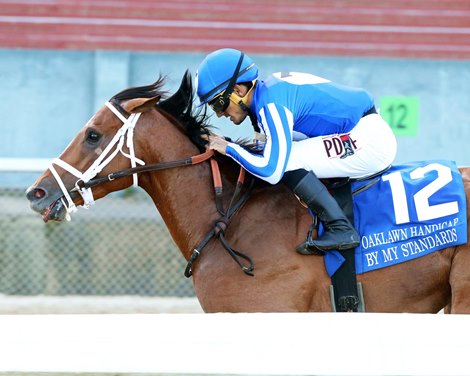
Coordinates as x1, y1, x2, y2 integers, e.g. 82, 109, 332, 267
326, 160, 467, 275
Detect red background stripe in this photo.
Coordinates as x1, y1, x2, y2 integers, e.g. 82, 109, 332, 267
1, 0, 469, 59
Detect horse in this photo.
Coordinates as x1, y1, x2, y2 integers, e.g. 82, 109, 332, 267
26, 71, 470, 313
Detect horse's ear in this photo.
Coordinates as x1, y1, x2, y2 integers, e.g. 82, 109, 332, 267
158, 70, 193, 115
122, 96, 161, 113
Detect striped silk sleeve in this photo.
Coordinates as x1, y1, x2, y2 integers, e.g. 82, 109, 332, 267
226, 103, 294, 184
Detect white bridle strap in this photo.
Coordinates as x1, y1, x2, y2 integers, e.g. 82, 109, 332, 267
105, 101, 128, 122
47, 101, 146, 219
49, 158, 79, 215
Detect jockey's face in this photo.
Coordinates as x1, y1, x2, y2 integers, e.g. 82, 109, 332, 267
216, 98, 248, 125
213, 84, 250, 126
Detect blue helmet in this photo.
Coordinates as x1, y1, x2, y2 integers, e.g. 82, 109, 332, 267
196, 48, 258, 106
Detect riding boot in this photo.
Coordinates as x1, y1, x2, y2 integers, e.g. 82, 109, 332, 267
292, 172, 360, 253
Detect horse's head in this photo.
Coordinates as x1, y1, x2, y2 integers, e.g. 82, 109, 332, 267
26, 70, 207, 222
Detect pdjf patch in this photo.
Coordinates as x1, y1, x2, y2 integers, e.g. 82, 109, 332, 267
322, 134, 360, 159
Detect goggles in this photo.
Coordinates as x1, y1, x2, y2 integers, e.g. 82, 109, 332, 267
208, 92, 230, 114
208, 81, 256, 114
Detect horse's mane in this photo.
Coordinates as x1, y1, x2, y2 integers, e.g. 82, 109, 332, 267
111, 70, 256, 154
110, 71, 211, 152
111, 77, 168, 103
157, 71, 212, 151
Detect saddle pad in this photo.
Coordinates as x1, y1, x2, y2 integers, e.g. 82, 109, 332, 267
324, 160, 467, 276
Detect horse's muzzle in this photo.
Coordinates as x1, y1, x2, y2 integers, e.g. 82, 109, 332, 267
26, 185, 68, 222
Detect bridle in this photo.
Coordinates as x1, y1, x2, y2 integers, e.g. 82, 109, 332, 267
49, 101, 215, 219
48, 101, 255, 276
49, 102, 146, 220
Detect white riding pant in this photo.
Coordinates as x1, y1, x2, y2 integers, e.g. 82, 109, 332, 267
286, 114, 397, 179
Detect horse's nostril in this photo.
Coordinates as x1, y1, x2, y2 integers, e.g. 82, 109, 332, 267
27, 187, 47, 201
34, 189, 46, 199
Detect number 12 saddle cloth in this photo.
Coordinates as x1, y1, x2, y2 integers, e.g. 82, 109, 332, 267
324, 160, 468, 276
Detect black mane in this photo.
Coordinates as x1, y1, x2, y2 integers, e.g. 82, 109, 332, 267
111, 71, 211, 152
110, 71, 255, 155
111, 76, 168, 102
157, 70, 212, 151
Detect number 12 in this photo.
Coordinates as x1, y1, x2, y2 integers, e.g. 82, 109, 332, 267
382, 163, 459, 225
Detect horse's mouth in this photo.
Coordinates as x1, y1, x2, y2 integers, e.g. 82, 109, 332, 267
40, 197, 67, 222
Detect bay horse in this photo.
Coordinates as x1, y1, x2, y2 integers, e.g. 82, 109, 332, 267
26, 71, 470, 313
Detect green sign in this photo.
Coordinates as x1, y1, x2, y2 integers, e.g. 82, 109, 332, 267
379, 96, 419, 136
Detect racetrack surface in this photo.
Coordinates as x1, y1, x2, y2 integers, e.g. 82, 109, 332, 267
0, 0, 469, 59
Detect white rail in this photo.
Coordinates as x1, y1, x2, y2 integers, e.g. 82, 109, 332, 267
0, 157, 51, 172
0, 312, 469, 376
0, 295, 202, 314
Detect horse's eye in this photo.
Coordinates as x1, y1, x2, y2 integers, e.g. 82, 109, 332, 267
86, 130, 101, 144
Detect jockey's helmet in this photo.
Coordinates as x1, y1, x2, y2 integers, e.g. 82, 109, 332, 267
196, 48, 258, 106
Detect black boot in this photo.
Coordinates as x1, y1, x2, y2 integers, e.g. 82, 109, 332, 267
292, 172, 360, 253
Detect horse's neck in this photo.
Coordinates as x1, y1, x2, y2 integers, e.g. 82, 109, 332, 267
149, 164, 218, 255
137, 116, 224, 260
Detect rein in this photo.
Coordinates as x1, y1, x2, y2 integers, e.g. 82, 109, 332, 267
78, 149, 215, 190
50, 101, 255, 277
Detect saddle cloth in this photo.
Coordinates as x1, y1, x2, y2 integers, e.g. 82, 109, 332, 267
324, 160, 468, 277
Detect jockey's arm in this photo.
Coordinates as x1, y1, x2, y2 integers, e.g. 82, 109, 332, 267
225, 103, 294, 185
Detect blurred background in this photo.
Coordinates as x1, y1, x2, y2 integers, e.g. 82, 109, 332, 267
0, 0, 469, 313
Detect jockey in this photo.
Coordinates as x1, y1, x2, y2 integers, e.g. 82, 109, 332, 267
196, 48, 397, 254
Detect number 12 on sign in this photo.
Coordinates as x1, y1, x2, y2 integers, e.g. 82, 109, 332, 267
380, 96, 419, 136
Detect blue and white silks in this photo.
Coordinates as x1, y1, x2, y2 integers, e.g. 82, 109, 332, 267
225, 72, 374, 184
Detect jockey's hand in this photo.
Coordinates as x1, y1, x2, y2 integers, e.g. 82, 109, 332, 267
202, 134, 229, 155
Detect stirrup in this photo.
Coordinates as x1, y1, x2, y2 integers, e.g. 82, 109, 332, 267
296, 241, 325, 256
295, 221, 325, 256
296, 234, 359, 255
